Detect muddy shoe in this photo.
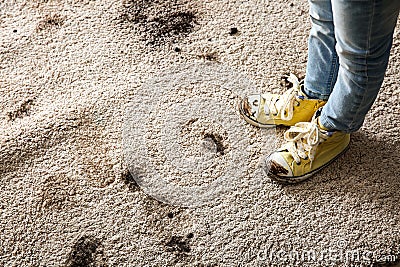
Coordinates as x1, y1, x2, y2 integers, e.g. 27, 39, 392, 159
239, 74, 326, 127
265, 108, 350, 184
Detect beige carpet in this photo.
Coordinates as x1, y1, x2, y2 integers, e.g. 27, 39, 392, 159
1, 0, 399, 266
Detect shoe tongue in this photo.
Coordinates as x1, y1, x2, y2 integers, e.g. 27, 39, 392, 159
317, 118, 335, 138
313, 108, 335, 134
318, 118, 330, 131
297, 86, 309, 100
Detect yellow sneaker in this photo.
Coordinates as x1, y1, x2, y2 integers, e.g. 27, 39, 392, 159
265, 108, 350, 184
239, 74, 326, 127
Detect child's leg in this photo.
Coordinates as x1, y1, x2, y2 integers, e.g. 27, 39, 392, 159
304, 0, 339, 101
320, 0, 400, 133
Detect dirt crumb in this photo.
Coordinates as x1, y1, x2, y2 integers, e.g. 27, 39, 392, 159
229, 27, 238, 35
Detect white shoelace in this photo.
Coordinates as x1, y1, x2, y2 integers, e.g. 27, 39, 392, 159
263, 73, 302, 121
282, 118, 330, 167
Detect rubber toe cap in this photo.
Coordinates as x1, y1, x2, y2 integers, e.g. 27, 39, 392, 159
265, 153, 293, 177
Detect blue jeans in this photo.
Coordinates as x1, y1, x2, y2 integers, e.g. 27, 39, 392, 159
303, 0, 400, 133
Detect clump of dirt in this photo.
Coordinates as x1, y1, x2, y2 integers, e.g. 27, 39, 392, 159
229, 27, 238, 35
65, 236, 107, 267
118, 0, 199, 46
186, 233, 194, 239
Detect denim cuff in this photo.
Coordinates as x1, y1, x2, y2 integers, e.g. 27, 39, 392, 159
303, 87, 330, 101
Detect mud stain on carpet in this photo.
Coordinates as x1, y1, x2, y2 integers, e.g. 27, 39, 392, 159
203, 132, 227, 156
121, 168, 140, 191
117, 0, 199, 46
196, 52, 219, 62
65, 235, 107, 267
165, 235, 191, 254
6, 99, 34, 121
0, 112, 88, 175
36, 13, 65, 32
36, 175, 77, 211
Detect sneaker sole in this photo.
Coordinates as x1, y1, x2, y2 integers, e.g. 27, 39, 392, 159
267, 144, 350, 185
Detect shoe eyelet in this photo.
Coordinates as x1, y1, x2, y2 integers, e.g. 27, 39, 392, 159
296, 161, 301, 165
272, 113, 278, 116
295, 101, 300, 107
